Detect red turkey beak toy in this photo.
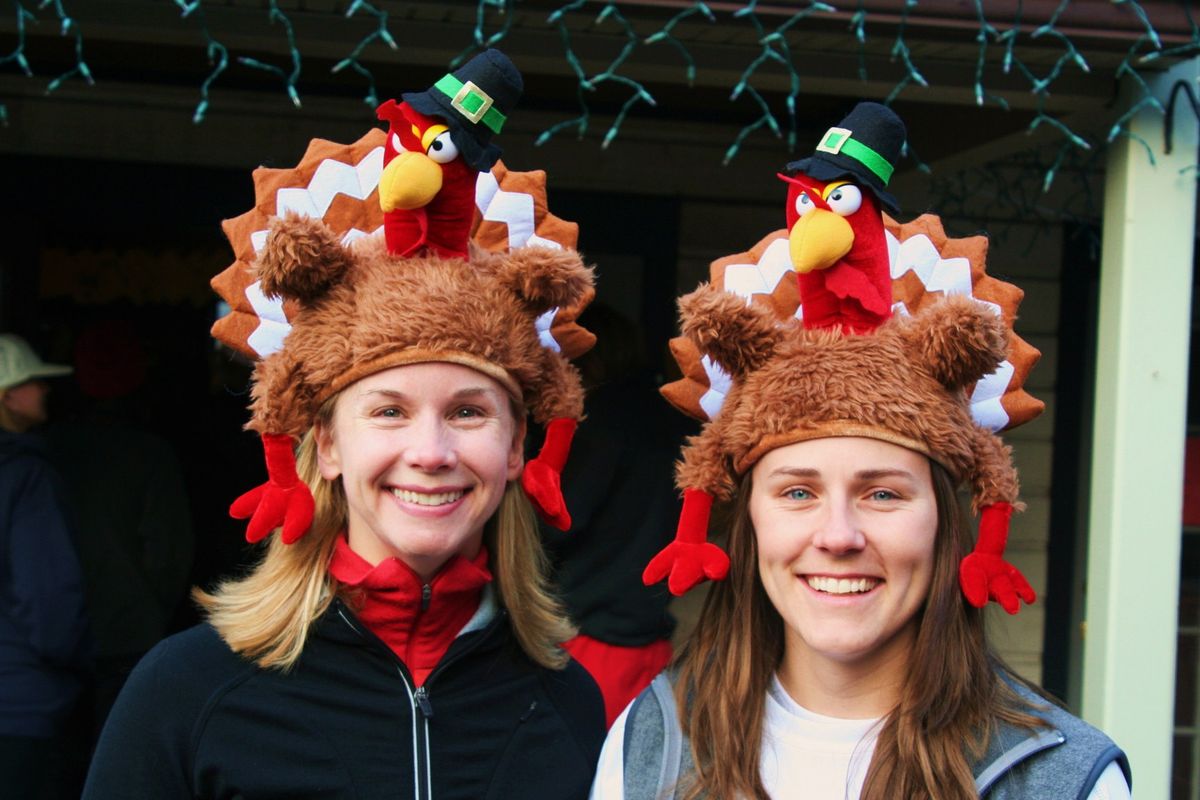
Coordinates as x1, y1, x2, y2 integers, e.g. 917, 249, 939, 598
376, 101, 477, 259
376, 48, 523, 260
778, 173, 891, 334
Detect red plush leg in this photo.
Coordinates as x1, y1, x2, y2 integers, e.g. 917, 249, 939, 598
229, 433, 315, 545
642, 489, 730, 596
521, 418, 577, 531
958, 502, 1036, 614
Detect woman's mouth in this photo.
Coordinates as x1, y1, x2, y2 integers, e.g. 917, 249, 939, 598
391, 488, 466, 507
805, 576, 879, 595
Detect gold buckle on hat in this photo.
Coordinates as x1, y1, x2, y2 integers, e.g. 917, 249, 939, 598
816, 127, 852, 155
451, 80, 494, 125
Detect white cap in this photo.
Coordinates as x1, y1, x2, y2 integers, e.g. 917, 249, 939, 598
0, 334, 72, 390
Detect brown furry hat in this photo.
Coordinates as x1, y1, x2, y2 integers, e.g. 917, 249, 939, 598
675, 286, 1017, 508
646, 282, 1037, 614
248, 213, 590, 437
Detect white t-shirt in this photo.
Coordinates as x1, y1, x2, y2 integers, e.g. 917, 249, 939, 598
590, 675, 1131, 799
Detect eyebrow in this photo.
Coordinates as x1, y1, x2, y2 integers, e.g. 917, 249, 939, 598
357, 387, 499, 402
855, 468, 917, 482
764, 467, 916, 481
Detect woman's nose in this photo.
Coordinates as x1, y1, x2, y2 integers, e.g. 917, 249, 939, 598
812, 503, 866, 553
404, 416, 457, 471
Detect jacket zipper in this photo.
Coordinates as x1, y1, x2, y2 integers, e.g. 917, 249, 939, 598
334, 601, 506, 800
336, 605, 432, 800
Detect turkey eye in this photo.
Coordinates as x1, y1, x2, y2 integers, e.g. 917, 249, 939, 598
794, 192, 815, 217
390, 132, 406, 153
426, 131, 459, 164
826, 184, 863, 216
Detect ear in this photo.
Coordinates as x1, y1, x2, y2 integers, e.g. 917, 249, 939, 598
679, 282, 784, 379
256, 212, 354, 305
903, 294, 1008, 391
314, 419, 342, 481
476, 245, 595, 315
507, 415, 527, 482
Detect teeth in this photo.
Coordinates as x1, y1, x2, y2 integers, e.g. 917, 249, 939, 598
806, 576, 878, 595
393, 489, 464, 506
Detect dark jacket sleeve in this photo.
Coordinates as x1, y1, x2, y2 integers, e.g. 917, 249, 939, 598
83, 626, 239, 799
542, 658, 607, 767
3, 452, 91, 670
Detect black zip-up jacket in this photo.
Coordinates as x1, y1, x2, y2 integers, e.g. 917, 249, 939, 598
82, 597, 605, 799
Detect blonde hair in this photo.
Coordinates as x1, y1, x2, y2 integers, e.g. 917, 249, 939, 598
195, 401, 574, 671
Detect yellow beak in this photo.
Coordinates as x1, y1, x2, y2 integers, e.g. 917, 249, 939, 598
788, 208, 855, 274
379, 151, 443, 212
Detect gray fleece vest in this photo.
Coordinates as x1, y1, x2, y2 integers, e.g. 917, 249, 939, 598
621, 674, 1131, 800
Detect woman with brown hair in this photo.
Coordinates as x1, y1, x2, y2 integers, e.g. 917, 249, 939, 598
591, 288, 1130, 799
82, 208, 605, 798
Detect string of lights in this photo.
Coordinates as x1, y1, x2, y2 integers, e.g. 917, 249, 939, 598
333, 0, 398, 109
1, 0, 1196, 189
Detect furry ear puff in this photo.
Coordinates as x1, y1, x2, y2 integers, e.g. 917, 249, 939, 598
679, 283, 783, 379
255, 212, 354, 304
904, 294, 1009, 390
476, 244, 594, 314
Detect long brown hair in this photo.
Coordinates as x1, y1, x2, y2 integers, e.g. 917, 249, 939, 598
196, 397, 574, 671
674, 462, 1045, 800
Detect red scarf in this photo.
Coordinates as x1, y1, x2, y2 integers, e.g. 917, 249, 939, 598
329, 536, 492, 685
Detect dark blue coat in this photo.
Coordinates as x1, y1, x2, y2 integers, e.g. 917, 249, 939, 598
0, 429, 91, 737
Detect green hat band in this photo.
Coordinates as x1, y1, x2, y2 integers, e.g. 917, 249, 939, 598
434, 74, 507, 134
816, 127, 895, 185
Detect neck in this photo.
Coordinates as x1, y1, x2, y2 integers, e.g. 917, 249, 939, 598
776, 623, 915, 718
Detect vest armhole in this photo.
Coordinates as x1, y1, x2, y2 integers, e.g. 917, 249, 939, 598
1072, 746, 1131, 800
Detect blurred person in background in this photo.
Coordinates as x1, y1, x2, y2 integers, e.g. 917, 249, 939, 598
0, 333, 92, 799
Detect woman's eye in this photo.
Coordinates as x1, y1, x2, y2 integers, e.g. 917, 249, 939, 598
453, 406, 484, 419
426, 131, 459, 164
785, 488, 812, 501
794, 192, 815, 217
869, 489, 898, 501
826, 184, 863, 216
378, 407, 401, 418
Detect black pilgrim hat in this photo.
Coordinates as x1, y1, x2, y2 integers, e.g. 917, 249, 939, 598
403, 49, 523, 172
785, 101, 905, 214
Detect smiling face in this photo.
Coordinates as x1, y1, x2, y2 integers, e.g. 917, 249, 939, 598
750, 436, 937, 676
316, 362, 524, 578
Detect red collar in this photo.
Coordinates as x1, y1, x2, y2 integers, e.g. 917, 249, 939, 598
329, 536, 492, 685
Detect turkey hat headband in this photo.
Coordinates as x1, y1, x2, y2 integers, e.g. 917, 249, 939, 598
212, 123, 596, 547
648, 290, 1037, 614
645, 169, 1043, 615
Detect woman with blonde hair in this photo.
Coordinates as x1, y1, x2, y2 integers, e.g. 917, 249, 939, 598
592, 283, 1131, 798
83, 203, 605, 798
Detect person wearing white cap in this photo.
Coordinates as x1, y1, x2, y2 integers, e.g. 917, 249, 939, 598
0, 333, 73, 434
0, 332, 91, 799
